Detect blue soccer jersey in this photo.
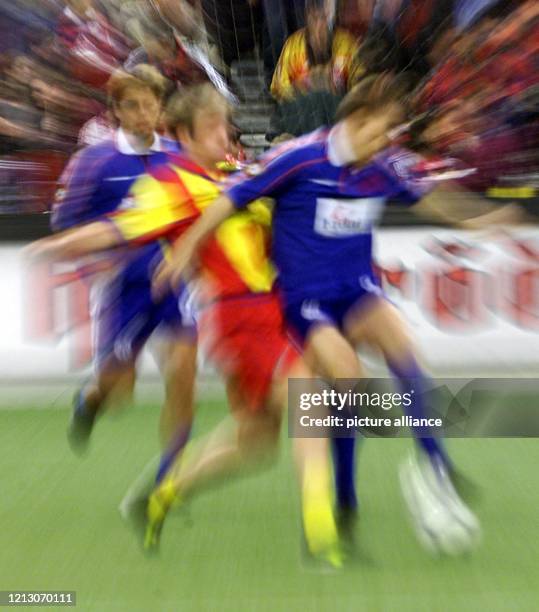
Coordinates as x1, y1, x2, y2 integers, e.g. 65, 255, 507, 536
51, 129, 193, 367
51, 128, 178, 288
52, 129, 178, 230
226, 128, 432, 303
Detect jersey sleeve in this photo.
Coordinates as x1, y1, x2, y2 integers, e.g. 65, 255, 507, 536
51, 147, 102, 231
225, 145, 308, 210
376, 147, 435, 204
106, 172, 191, 244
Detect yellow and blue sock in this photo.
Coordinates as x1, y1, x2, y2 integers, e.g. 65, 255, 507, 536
155, 423, 192, 484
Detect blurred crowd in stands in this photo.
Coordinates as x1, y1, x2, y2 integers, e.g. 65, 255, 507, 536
0, 0, 537, 214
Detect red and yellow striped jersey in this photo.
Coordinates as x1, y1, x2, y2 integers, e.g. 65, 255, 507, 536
107, 155, 276, 301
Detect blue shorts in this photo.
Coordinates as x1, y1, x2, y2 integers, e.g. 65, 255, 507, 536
284, 273, 384, 345
93, 271, 196, 370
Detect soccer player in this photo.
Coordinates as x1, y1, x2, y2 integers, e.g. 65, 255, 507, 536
51, 65, 197, 485
27, 83, 343, 568
154, 73, 485, 554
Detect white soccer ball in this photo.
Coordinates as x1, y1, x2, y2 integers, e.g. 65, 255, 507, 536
399, 453, 481, 556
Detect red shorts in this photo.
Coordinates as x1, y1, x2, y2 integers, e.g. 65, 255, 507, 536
199, 293, 300, 412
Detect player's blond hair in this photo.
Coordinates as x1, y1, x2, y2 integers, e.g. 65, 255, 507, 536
107, 64, 169, 105
165, 83, 232, 136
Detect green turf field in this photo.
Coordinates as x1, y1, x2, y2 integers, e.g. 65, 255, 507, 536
1, 399, 538, 612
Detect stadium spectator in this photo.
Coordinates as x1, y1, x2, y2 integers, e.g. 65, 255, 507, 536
268, 0, 363, 139
125, 21, 232, 100
125, 25, 207, 89
0, 0, 537, 216
250, 0, 307, 85
125, 27, 194, 85
150, 0, 208, 42
56, 0, 131, 88
270, 0, 363, 102
417, 1, 536, 110
364, 0, 455, 76
416, 0, 539, 192
0, 47, 103, 212
0, 0, 60, 55
146, 0, 226, 75
453, 0, 507, 32
338, 0, 375, 38
77, 109, 115, 146
0, 54, 74, 150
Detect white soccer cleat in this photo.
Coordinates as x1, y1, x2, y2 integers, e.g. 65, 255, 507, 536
399, 453, 481, 556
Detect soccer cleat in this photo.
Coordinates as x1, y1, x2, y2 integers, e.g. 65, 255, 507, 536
301, 528, 345, 573
335, 503, 359, 554
303, 499, 345, 570
304, 545, 345, 573
67, 388, 96, 455
399, 453, 481, 556
143, 494, 165, 553
141, 478, 177, 554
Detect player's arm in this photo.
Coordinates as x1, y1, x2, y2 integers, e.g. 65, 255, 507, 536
457, 202, 525, 229
411, 184, 523, 228
25, 221, 122, 261
380, 149, 521, 228
28, 174, 182, 262
51, 147, 102, 232
153, 194, 235, 295
153, 145, 305, 294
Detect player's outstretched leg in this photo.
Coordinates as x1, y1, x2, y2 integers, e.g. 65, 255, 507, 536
131, 407, 281, 553
348, 298, 481, 554
348, 299, 455, 469
133, 362, 343, 568
387, 356, 480, 504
